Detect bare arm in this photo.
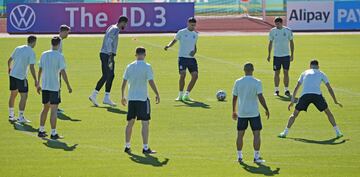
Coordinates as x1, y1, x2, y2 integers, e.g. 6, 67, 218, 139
267, 41, 273, 62
7, 57, 13, 74
326, 83, 342, 107
190, 44, 197, 57
164, 39, 177, 50
60, 70, 72, 93
37, 68, 42, 94
149, 80, 160, 104
121, 79, 127, 106
288, 82, 302, 110
29, 64, 37, 87
258, 93, 270, 119
290, 39, 295, 61
232, 95, 238, 120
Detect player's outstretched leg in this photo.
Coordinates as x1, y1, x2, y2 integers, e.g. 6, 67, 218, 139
38, 103, 50, 138
183, 71, 198, 101
236, 130, 245, 162
324, 108, 343, 138
142, 120, 156, 154
17, 92, 30, 123
253, 130, 265, 163
279, 110, 300, 138
124, 119, 135, 153
176, 71, 186, 101
8, 90, 18, 121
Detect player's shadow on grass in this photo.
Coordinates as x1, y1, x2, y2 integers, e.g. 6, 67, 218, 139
175, 101, 211, 109
288, 137, 349, 145
239, 161, 280, 176
128, 153, 169, 167
276, 95, 291, 102
96, 106, 127, 115
43, 139, 78, 151
11, 122, 38, 133
57, 113, 81, 122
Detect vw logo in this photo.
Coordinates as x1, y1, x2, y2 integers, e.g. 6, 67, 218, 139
9, 5, 36, 31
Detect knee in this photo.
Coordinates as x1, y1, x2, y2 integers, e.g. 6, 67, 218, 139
179, 73, 186, 80
142, 121, 149, 127
191, 73, 198, 80
275, 71, 280, 76
127, 121, 135, 128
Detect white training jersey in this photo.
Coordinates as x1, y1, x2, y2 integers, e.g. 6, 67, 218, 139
175, 28, 198, 58
10, 45, 36, 80
39, 50, 66, 91
298, 69, 329, 96
269, 26, 293, 57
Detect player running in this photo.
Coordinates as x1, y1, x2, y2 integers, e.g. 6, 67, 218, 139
7, 35, 38, 123
232, 62, 270, 163
37, 37, 72, 140
121, 47, 160, 154
57, 24, 71, 114
278, 60, 343, 138
164, 17, 198, 101
89, 16, 128, 107
267, 17, 294, 97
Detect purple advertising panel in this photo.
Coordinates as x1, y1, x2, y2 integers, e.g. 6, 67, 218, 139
7, 3, 194, 33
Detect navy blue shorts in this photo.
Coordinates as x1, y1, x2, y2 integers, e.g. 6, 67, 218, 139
9, 76, 28, 93
237, 115, 262, 131
273, 56, 290, 71
42, 90, 61, 105
178, 57, 198, 73
127, 99, 151, 121
295, 94, 328, 112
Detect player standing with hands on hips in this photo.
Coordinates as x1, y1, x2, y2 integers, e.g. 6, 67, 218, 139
267, 17, 294, 97
89, 16, 128, 107
164, 17, 199, 102
232, 62, 270, 163
121, 47, 160, 154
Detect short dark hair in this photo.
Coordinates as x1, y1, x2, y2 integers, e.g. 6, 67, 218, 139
310, 59, 319, 66
59, 24, 70, 32
136, 46, 146, 55
27, 35, 37, 44
188, 17, 197, 23
274, 17, 283, 23
244, 62, 254, 71
51, 36, 61, 46
118, 16, 128, 23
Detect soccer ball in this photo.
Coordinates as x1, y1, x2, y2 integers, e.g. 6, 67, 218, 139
216, 90, 226, 101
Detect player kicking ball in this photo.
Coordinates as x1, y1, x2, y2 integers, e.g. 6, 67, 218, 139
37, 37, 72, 140
232, 63, 270, 163
7, 35, 38, 123
121, 47, 160, 154
279, 60, 343, 138
164, 17, 198, 101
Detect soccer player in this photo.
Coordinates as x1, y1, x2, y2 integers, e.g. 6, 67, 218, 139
37, 37, 72, 140
89, 16, 128, 107
7, 35, 38, 123
278, 60, 343, 138
121, 47, 160, 154
232, 62, 270, 163
267, 17, 294, 97
164, 17, 198, 101
57, 24, 71, 114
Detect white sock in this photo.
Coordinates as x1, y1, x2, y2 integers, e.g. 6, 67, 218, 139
254, 151, 260, 159
275, 87, 279, 92
284, 127, 289, 134
185, 91, 190, 96
19, 111, 24, 117
334, 126, 341, 133
179, 91, 184, 97
125, 142, 131, 148
51, 129, 57, 135
104, 92, 110, 98
92, 90, 99, 97
285, 87, 289, 91
237, 150, 243, 159
9, 107, 14, 116
39, 126, 45, 132
143, 144, 149, 150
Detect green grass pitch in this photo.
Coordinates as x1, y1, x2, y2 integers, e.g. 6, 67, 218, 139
0, 34, 360, 177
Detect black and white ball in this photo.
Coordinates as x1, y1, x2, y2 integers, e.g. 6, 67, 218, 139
216, 90, 226, 101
